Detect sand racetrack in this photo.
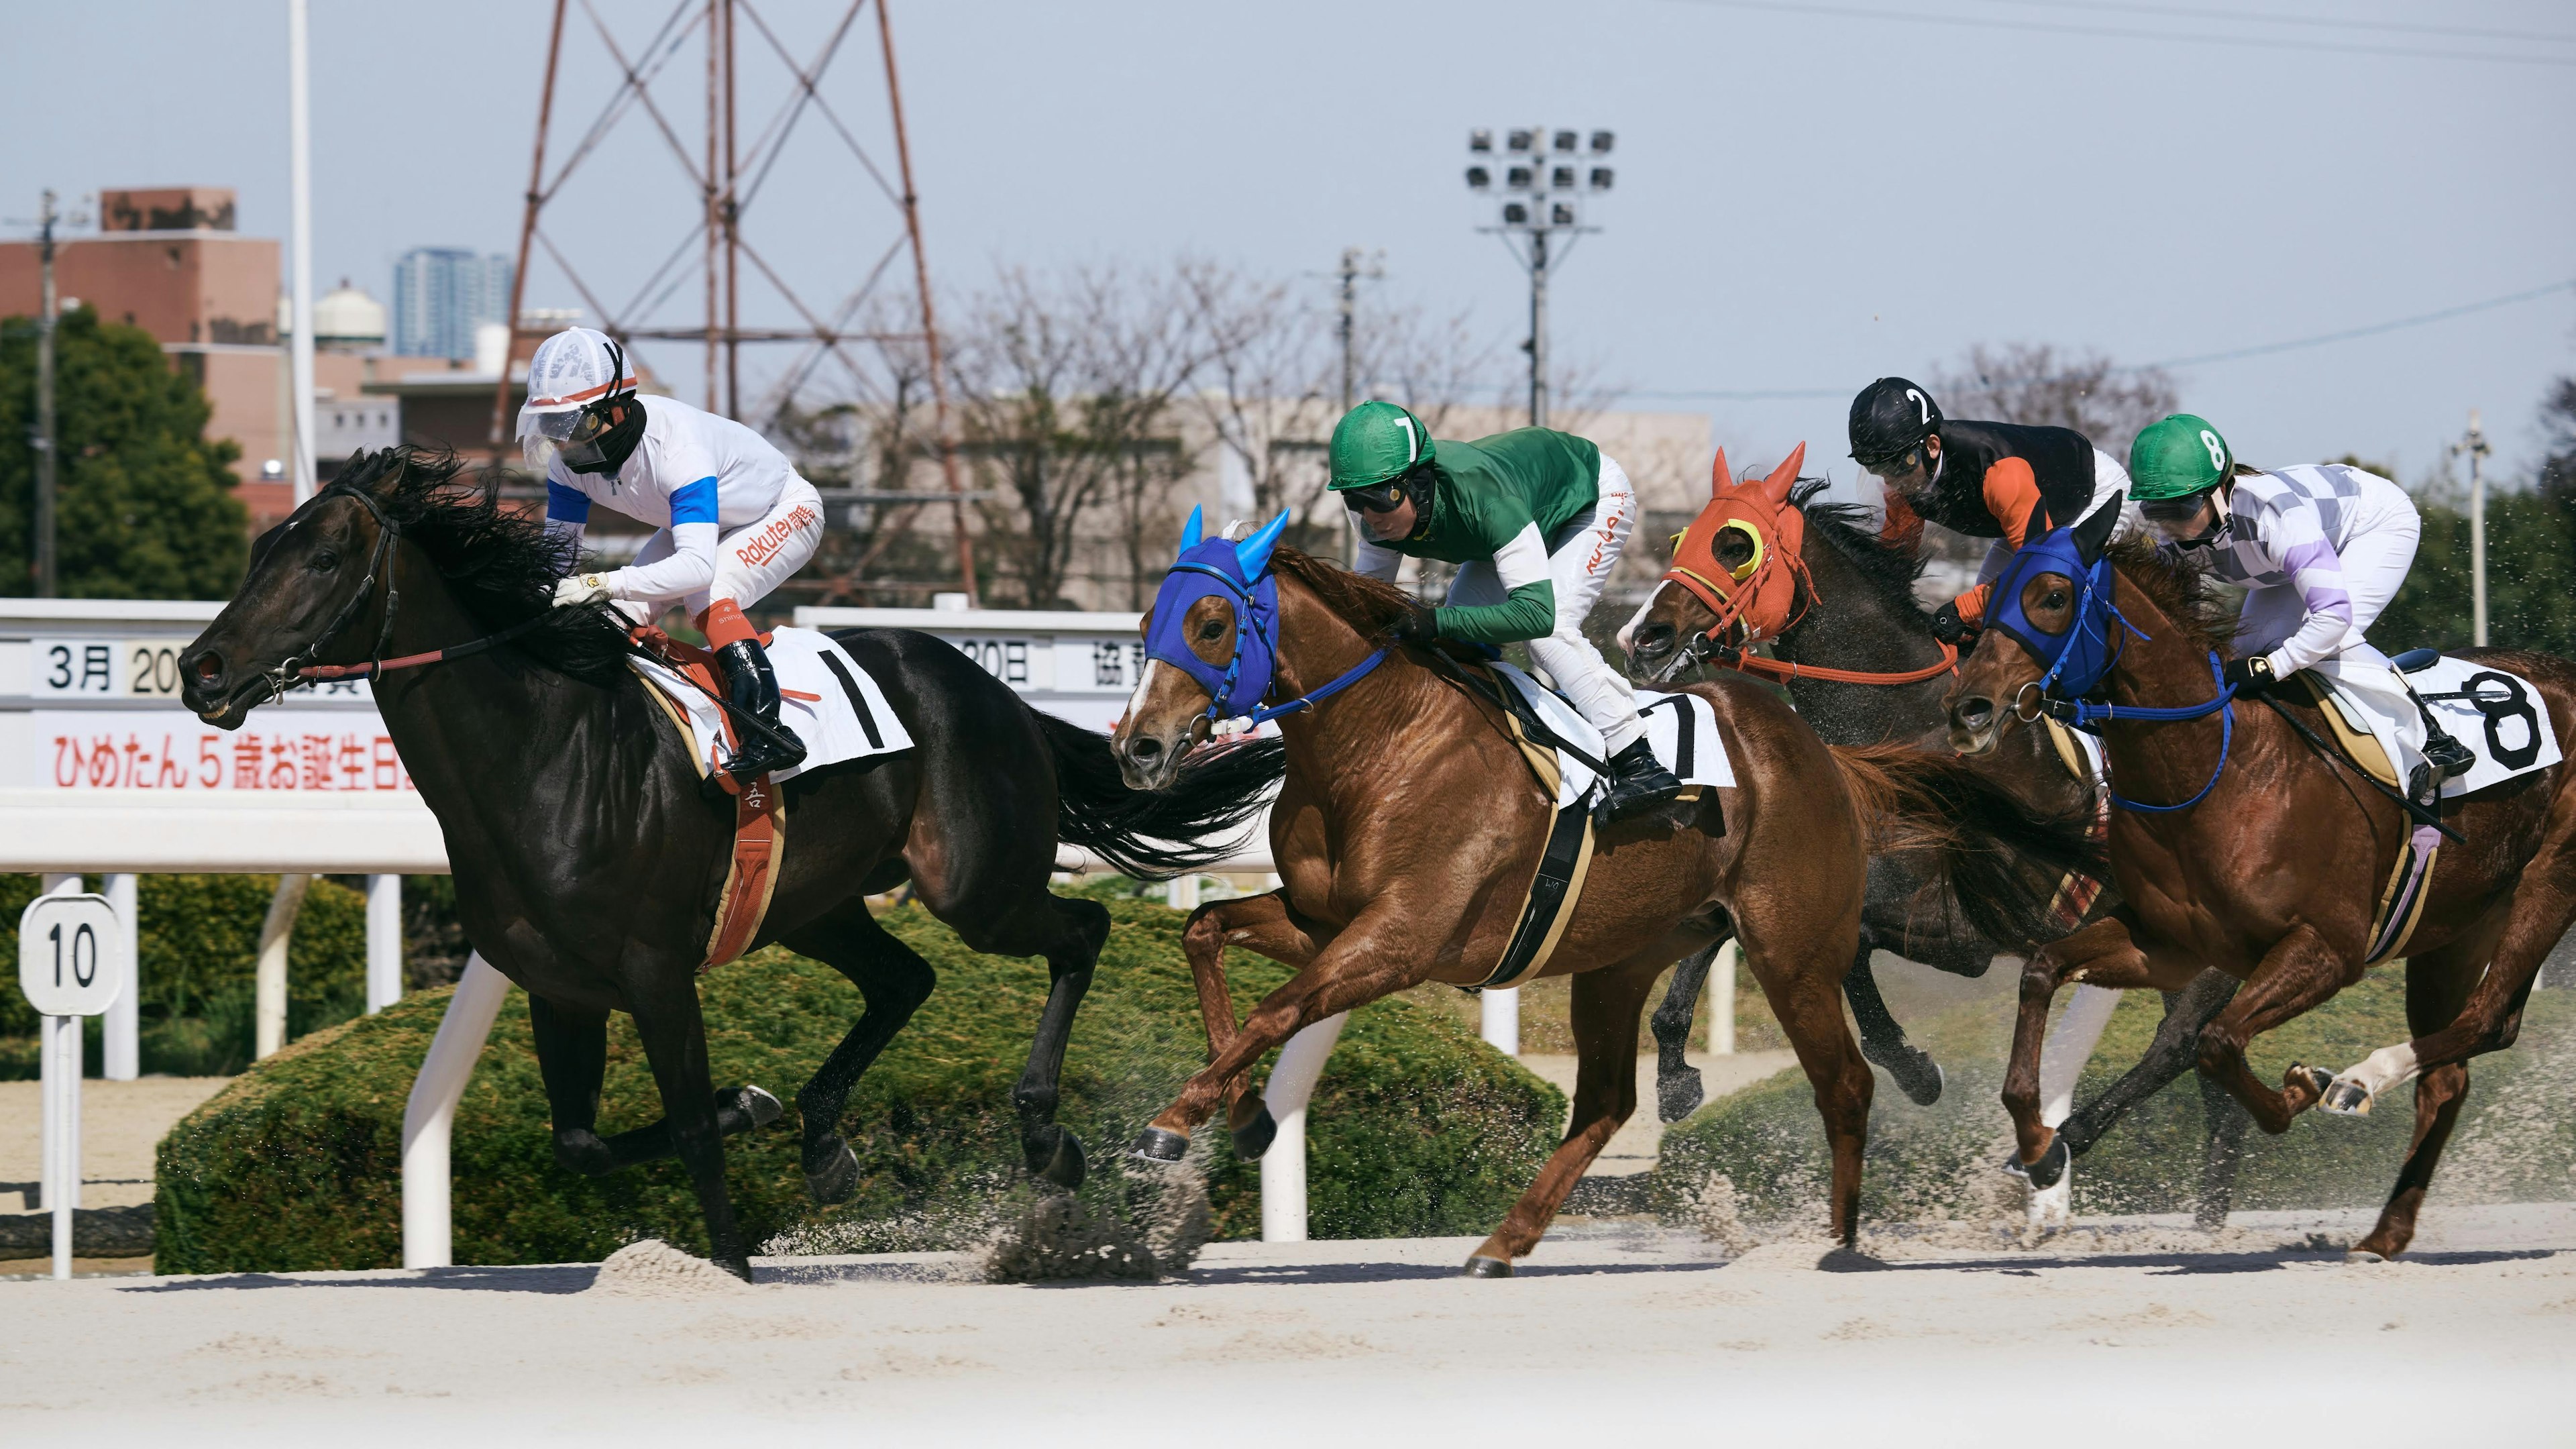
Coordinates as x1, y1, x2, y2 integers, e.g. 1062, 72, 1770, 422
3, 1205, 2571, 1446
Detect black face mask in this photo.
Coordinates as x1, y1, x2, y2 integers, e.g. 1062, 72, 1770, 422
561, 396, 646, 476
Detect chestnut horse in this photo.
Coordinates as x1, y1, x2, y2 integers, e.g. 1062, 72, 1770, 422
1110, 518, 2097, 1272
1623, 448, 2251, 1224
1945, 502, 2576, 1258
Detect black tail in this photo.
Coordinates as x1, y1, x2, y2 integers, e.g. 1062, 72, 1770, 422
1035, 711, 1283, 879
1829, 744, 2109, 949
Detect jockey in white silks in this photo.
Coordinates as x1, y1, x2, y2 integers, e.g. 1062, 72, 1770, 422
2127, 412, 2475, 796
517, 326, 825, 783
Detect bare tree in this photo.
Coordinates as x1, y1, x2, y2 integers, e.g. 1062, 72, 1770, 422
1929, 342, 2180, 460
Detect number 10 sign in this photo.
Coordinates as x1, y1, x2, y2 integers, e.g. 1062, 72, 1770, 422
19, 894, 127, 1017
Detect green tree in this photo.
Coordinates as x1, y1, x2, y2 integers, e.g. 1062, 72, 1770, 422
2373, 382, 2576, 657
0, 304, 250, 598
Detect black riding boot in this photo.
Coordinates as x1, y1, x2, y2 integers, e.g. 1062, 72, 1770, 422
716, 637, 807, 785
1601, 737, 1684, 821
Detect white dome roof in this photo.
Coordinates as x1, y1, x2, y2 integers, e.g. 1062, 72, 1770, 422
313, 280, 386, 345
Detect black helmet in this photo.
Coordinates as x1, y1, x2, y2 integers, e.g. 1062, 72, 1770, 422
1848, 376, 1943, 473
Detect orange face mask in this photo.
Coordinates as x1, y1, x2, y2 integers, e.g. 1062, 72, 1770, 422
1661, 443, 1812, 645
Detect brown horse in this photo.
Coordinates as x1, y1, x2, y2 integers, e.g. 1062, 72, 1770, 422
1112, 542, 2096, 1273
1945, 513, 2576, 1258
1623, 449, 2253, 1224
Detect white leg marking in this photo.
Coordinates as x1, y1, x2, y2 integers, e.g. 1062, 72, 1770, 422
2340, 1042, 2420, 1098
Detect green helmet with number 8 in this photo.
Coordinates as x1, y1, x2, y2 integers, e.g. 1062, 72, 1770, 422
1327, 400, 1435, 490
2128, 413, 2235, 500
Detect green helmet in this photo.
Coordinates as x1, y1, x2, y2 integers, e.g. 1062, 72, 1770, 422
1327, 400, 1434, 490
2129, 414, 2235, 500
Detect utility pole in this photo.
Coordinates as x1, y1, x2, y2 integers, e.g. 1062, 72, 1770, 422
2455, 409, 2491, 647
32, 189, 62, 597
1334, 247, 1383, 413
1466, 127, 1611, 431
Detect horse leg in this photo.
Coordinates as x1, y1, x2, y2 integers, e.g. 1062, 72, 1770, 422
981, 893, 1113, 1191
777, 900, 937, 1203
2326, 867, 2576, 1110
1737, 909, 1872, 1248
2193, 924, 2358, 1134
1180, 892, 1324, 1154
2001, 918, 2154, 1170
1649, 941, 1715, 1122
1843, 943, 1944, 1108
2351, 938, 2487, 1259
1134, 902, 1448, 1156
1468, 959, 1664, 1275
530, 994, 782, 1175
625, 963, 753, 1279
2055, 968, 2236, 1162
2192, 1055, 2251, 1231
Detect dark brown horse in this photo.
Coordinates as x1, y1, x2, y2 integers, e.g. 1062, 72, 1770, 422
176, 450, 1281, 1278
1111, 542, 2096, 1272
1624, 450, 2251, 1224
1945, 514, 2576, 1258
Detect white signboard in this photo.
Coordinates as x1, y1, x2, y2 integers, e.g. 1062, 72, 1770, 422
7, 708, 413, 793
18, 893, 126, 1017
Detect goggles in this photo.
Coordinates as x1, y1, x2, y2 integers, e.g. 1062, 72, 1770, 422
1340, 479, 1409, 513
1856, 443, 1925, 480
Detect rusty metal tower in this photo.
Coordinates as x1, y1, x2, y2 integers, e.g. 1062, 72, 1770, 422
488, 0, 977, 602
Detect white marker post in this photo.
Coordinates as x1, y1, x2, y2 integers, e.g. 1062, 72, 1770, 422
19, 890, 130, 1280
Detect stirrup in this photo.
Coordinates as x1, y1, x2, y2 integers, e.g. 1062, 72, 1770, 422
2421, 731, 2474, 780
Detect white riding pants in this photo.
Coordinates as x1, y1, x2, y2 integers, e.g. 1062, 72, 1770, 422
1446, 456, 1646, 753
625, 476, 825, 619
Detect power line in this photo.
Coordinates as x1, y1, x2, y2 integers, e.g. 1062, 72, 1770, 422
1625, 277, 2576, 403
1988, 0, 2576, 48
1658, 0, 2576, 67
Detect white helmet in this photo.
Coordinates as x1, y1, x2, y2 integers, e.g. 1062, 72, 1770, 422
515, 327, 639, 474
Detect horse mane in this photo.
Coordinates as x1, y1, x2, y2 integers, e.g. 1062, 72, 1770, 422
2105, 533, 2234, 657
1268, 545, 1414, 633
332, 447, 635, 687
1787, 480, 1930, 624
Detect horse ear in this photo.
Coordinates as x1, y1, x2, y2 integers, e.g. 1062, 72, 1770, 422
2072, 492, 2123, 566
1709, 447, 1733, 500
1759, 443, 1807, 505
1177, 505, 1204, 555
1234, 511, 1291, 578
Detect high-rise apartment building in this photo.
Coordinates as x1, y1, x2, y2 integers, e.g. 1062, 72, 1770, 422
391, 247, 513, 359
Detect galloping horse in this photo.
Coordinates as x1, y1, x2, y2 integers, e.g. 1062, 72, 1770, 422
1944, 502, 2576, 1258
1110, 515, 2097, 1271
1623, 449, 2251, 1222
178, 449, 1281, 1279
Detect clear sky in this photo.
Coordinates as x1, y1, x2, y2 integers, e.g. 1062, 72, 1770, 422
7, 0, 2571, 492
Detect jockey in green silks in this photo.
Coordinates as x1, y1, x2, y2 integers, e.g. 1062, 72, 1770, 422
1328, 400, 1684, 821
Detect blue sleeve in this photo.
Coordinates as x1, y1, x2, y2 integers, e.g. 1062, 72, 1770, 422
545, 481, 592, 524
669, 476, 719, 527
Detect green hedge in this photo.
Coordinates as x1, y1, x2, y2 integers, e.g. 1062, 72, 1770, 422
0, 873, 372, 1076
156, 899, 1565, 1273
1650, 975, 2576, 1227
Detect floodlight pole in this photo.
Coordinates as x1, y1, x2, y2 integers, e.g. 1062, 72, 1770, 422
1527, 227, 1550, 430
288, 0, 317, 504
1468, 127, 1611, 435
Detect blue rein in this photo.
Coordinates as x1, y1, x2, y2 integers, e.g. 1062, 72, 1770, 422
2042, 651, 2240, 814
1229, 647, 1389, 731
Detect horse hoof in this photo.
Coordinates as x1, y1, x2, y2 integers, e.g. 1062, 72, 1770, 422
1891, 1053, 1945, 1108
2013, 1135, 2070, 1191
1129, 1128, 1190, 1163
725, 1085, 784, 1130
1463, 1254, 1513, 1279
2345, 1249, 2387, 1265
2320, 1077, 2375, 1116
1231, 1104, 1279, 1160
1032, 1126, 1088, 1191
1656, 1067, 1706, 1124
804, 1139, 859, 1205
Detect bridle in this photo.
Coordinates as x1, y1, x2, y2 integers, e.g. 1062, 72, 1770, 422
1658, 500, 1957, 688
250, 480, 553, 703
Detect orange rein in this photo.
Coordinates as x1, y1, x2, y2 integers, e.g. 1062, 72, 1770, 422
1664, 442, 1959, 689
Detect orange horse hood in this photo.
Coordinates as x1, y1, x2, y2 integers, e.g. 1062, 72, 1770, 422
1664, 443, 1810, 643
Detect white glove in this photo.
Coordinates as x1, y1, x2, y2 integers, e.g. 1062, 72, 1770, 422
552, 573, 613, 608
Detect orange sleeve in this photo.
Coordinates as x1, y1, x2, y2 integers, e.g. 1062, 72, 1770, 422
1952, 583, 1992, 627
1981, 457, 2045, 550
1881, 491, 1926, 552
